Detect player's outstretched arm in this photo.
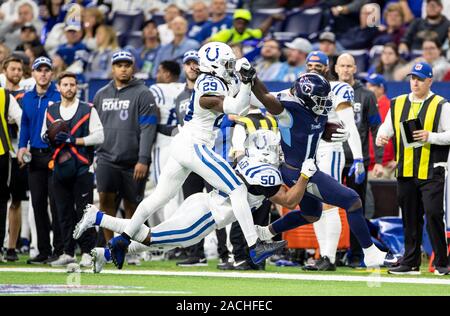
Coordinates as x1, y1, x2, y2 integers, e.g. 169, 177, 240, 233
269, 159, 317, 209
251, 77, 284, 115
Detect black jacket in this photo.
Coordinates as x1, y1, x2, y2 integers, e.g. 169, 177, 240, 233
343, 80, 383, 166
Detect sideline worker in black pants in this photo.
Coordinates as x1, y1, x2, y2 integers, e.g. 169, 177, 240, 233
42, 72, 104, 267
377, 61, 450, 276
17, 57, 63, 264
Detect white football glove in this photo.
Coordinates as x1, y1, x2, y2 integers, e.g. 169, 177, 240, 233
331, 123, 350, 143
300, 158, 317, 179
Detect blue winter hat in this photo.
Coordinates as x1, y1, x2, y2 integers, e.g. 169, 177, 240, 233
183, 50, 199, 64
32, 56, 52, 70
111, 50, 134, 65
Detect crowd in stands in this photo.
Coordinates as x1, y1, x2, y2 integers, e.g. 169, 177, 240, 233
1, 0, 450, 271
0, 0, 449, 89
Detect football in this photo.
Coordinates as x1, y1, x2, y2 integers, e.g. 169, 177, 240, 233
47, 119, 69, 146
322, 121, 344, 142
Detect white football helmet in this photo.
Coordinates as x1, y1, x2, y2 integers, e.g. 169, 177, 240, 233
246, 129, 281, 166
198, 42, 237, 83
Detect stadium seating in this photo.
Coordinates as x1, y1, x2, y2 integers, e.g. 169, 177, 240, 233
344, 49, 370, 73
112, 10, 145, 34
282, 7, 323, 39
248, 9, 284, 33
124, 31, 144, 49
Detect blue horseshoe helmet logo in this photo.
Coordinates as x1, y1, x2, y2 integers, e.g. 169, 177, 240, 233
205, 47, 220, 61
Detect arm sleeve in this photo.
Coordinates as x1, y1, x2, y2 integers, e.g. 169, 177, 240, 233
83, 107, 104, 146
376, 108, 394, 139
7, 94, 21, 126
427, 102, 450, 145
231, 123, 247, 153
18, 103, 30, 149
137, 89, 159, 165
367, 94, 384, 164
337, 106, 363, 159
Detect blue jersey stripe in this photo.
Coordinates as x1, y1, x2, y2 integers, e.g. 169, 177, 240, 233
202, 145, 242, 187
250, 167, 282, 180
152, 212, 213, 237
334, 84, 347, 97
139, 115, 158, 125
331, 151, 335, 179
337, 152, 341, 183
152, 219, 215, 244
244, 164, 272, 176
194, 144, 235, 191
150, 85, 163, 105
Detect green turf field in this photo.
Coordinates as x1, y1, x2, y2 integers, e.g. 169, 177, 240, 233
0, 255, 449, 296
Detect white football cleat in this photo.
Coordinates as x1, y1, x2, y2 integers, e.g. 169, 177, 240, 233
79, 253, 93, 268
255, 225, 274, 241
91, 247, 107, 273
50, 254, 76, 267
73, 204, 99, 240
364, 249, 399, 268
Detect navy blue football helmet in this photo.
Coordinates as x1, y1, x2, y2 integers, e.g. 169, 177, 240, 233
293, 73, 333, 116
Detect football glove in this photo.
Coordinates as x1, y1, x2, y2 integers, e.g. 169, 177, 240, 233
348, 158, 366, 184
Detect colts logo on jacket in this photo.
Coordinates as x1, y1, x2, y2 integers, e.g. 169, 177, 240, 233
102, 98, 130, 121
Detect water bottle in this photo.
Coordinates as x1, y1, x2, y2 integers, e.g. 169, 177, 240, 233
22, 152, 32, 164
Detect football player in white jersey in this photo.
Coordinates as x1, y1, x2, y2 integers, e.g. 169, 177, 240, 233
74, 130, 317, 273
148, 60, 185, 225
106, 42, 287, 269
302, 51, 364, 271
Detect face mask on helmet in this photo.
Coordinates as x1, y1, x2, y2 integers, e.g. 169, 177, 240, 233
294, 73, 333, 116
246, 130, 281, 166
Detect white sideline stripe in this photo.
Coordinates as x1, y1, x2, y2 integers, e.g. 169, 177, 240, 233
1, 267, 450, 285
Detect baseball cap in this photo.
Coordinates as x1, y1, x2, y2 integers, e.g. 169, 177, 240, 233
32, 56, 52, 70
285, 37, 313, 54
64, 20, 82, 32
111, 50, 134, 64
366, 73, 386, 89
408, 62, 433, 79
319, 32, 336, 43
306, 51, 329, 66
183, 50, 199, 64
233, 9, 252, 21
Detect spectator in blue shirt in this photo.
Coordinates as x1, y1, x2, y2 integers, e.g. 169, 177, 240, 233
152, 16, 199, 80
53, 21, 90, 76
135, 19, 160, 78
187, 1, 210, 40
194, 0, 233, 44
17, 56, 63, 265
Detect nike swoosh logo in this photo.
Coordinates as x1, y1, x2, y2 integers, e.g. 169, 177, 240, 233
82, 193, 89, 197
233, 260, 247, 267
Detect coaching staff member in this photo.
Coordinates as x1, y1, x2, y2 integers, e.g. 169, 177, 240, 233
94, 50, 158, 242
17, 57, 63, 264
377, 62, 450, 276
41, 72, 104, 267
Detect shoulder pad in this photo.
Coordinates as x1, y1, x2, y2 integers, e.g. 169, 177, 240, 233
236, 157, 282, 187
331, 82, 354, 105
195, 74, 228, 97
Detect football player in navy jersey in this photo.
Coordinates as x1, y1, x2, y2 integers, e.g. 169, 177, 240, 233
244, 70, 398, 268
